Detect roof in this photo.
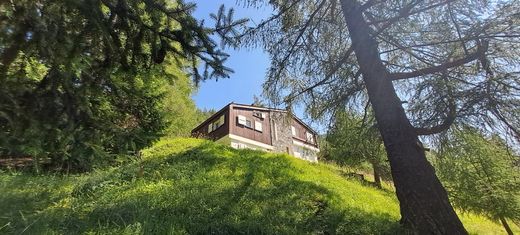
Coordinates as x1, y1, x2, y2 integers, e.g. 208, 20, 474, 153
191, 103, 232, 133
230, 103, 318, 135
230, 103, 288, 113
191, 102, 318, 135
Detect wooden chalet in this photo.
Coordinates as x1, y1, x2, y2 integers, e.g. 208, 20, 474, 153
191, 103, 320, 162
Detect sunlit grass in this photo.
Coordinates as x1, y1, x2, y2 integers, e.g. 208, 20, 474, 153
0, 138, 517, 234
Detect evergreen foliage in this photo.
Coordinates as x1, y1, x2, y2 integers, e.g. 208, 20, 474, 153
239, 0, 519, 231
323, 110, 391, 187
241, 0, 519, 140
434, 128, 520, 234
0, 0, 246, 171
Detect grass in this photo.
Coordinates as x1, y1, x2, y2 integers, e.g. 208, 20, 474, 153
1, 137, 517, 234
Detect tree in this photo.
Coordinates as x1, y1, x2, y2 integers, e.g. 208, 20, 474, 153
159, 61, 208, 137
241, 0, 519, 233
251, 94, 268, 107
434, 128, 520, 235
324, 110, 390, 188
0, 0, 246, 171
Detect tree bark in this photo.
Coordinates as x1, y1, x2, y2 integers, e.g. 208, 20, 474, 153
499, 216, 514, 235
339, 0, 467, 234
372, 162, 382, 189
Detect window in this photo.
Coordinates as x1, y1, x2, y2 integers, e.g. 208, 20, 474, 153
253, 111, 266, 119
238, 115, 255, 129
306, 132, 314, 143
237, 115, 247, 125
291, 126, 296, 136
208, 115, 225, 133
293, 146, 302, 158
213, 120, 221, 131
245, 120, 253, 128
238, 115, 257, 129
232, 142, 246, 149
254, 121, 263, 132
274, 123, 278, 140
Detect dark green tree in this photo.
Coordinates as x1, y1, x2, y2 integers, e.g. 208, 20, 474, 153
434, 128, 520, 235
241, 0, 519, 233
324, 110, 390, 188
0, 0, 245, 171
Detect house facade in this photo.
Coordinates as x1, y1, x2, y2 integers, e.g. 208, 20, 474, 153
191, 103, 320, 162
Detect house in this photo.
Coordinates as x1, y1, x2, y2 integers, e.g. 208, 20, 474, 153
191, 103, 320, 162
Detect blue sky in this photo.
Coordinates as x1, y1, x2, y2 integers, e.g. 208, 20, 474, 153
191, 1, 325, 133
192, 1, 272, 111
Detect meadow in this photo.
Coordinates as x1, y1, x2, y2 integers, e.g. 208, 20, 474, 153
1, 138, 516, 234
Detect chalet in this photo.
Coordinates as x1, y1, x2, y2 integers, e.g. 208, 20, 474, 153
191, 103, 320, 162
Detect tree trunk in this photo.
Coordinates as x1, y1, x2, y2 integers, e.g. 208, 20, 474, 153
499, 216, 514, 235
339, 0, 467, 234
372, 162, 382, 189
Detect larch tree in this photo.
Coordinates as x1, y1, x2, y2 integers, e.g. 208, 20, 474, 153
434, 127, 520, 235
324, 110, 390, 188
240, 0, 519, 233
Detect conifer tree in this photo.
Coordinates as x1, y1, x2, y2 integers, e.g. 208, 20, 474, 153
435, 128, 520, 235
240, 0, 519, 233
0, 0, 246, 170
324, 110, 390, 188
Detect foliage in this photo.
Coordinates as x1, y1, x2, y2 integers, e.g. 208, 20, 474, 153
434, 128, 520, 226
240, 0, 519, 231
159, 62, 212, 137
323, 110, 391, 186
241, 0, 520, 140
1, 138, 516, 234
0, 0, 246, 170
251, 94, 268, 107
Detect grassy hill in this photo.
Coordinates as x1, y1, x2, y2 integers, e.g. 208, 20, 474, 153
0, 138, 517, 234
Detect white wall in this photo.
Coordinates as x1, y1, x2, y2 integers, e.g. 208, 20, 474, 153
215, 134, 318, 162
292, 145, 318, 162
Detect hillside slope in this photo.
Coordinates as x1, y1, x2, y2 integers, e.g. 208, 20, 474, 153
0, 138, 516, 234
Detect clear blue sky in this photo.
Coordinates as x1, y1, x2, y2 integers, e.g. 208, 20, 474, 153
191, 1, 324, 133
192, 1, 272, 111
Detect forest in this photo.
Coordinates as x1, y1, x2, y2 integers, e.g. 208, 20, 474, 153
1, 0, 519, 234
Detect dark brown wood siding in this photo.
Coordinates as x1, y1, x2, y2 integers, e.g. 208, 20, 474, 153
191, 106, 230, 141
229, 106, 272, 146
292, 118, 318, 147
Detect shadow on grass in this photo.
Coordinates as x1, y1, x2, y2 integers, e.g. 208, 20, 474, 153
2, 142, 401, 234
338, 171, 396, 198
0, 172, 75, 234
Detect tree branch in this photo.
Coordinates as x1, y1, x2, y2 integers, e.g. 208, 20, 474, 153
492, 108, 520, 142
360, 0, 386, 11
390, 41, 488, 81
284, 46, 355, 103
415, 99, 456, 136
367, 0, 454, 27
0, 7, 30, 80
272, 0, 328, 83
414, 73, 457, 135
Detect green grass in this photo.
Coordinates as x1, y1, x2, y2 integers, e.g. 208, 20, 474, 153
1, 138, 517, 234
